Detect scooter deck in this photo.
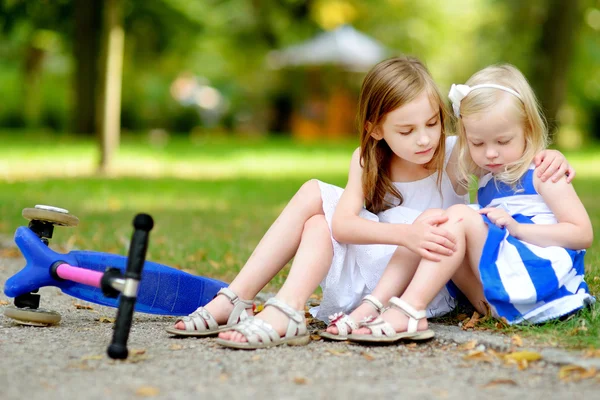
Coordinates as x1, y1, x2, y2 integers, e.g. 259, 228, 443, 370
4, 226, 227, 316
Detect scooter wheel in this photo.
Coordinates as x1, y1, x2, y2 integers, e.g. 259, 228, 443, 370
4, 305, 62, 326
22, 205, 79, 227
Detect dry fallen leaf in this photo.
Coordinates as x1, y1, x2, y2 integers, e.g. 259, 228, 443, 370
81, 354, 104, 360
219, 373, 229, 382
251, 355, 261, 361
504, 351, 542, 362
74, 303, 94, 310
0, 300, 9, 306
583, 349, 600, 358
559, 365, 597, 382
135, 386, 160, 397
326, 349, 349, 356
310, 334, 322, 341
405, 343, 417, 349
463, 350, 494, 363
511, 335, 523, 347
462, 312, 480, 330
96, 317, 115, 323
361, 352, 375, 361
293, 377, 307, 385
482, 379, 518, 388
0, 248, 21, 258
458, 340, 478, 351
169, 344, 184, 351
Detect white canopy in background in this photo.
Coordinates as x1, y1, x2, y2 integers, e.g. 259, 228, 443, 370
267, 25, 388, 72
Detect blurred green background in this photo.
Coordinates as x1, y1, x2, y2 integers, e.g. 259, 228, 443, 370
1, 0, 600, 346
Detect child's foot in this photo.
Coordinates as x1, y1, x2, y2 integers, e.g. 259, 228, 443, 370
325, 302, 379, 335
218, 299, 300, 343
324, 294, 385, 337
352, 306, 428, 336
166, 288, 253, 336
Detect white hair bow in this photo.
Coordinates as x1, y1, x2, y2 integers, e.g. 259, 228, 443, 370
448, 83, 522, 118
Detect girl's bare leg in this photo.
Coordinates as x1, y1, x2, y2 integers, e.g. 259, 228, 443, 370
221, 214, 334, 342
174, 180, 325, 330
326, 209, 444, 335
354, 204, 488, 334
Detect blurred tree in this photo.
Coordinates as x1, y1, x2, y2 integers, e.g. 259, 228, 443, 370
73, 0, 102, 135
97, 0, 124, 173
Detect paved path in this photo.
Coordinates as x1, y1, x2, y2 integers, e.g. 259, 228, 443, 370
1, 245, 599, 399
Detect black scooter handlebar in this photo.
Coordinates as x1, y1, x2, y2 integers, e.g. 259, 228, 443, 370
107, 213, 153, 360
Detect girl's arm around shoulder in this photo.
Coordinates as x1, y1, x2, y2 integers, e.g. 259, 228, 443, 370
514, 174, 593, 249
331, 148, 413, 246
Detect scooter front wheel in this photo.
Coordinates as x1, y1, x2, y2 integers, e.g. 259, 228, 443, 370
4, 305, 62, 326
22, 205, 79, 227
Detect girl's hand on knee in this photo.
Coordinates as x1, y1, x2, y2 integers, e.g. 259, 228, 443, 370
534, 150, 575, 183
407, 215, 457, 262
479, 207, 519, 235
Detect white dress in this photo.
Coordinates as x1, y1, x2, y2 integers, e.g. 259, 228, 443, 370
311, 136, 469, 322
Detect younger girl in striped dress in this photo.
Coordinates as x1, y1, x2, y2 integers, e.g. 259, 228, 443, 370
349, 64, 594, 342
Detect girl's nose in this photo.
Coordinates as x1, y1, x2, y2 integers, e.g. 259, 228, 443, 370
418, 135, 430, 146
486, 147, 499, 159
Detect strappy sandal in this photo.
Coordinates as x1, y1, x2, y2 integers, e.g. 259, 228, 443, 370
347, 297, 435, 343
319, 295, 385, 341
214, 297, 310, 349
166, 287, 253, 337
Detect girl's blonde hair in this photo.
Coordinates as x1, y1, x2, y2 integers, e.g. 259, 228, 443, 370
358, 56, 449, 214
456, 64, 548, 187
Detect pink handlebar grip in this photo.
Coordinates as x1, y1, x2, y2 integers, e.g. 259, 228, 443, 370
55, 263, 103, 288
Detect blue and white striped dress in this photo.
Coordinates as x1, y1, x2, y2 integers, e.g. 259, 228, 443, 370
477, 166, 595, 324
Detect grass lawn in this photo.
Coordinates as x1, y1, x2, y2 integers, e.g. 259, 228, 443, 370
1, 130, 599, 348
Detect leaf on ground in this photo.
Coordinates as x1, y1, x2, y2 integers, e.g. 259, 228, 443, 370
0, 248, 21, 258
135, 386, 160, 397
482, 379, 517, 388
0, 300, 9, 306
310, 334, 322, 341
309, 294, 322, 300
96, 317, 115, 323
185, 249, 207, 262
583, 349, 600, 358
251, 355, 261, 361
81, 354, 104, 360
361, 352, 375, 361
456, 313, 468, 321
559, 365, 597, 382
219, 373, 229, 382
326, 349, 349, 356
208, 260, 221, 269
462, 312, 480, 330
293, 377, 308, 385
458, 340, 478, 350
495, 317, 509, 329
463, 350, 494, 363
74, 303, 94, 310
504, 351, 542, 362
405, 343, 418, 349
169, 344, 184, 351
511, 335, 523, 347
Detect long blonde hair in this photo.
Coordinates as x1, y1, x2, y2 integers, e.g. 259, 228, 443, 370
455, 64, 548, 187
358, 56, 449, 214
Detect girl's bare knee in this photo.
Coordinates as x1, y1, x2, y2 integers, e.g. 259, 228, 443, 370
303, 214, 327, 232
414, 208, 444, 222
445, 204, 479, 222
294, 179, 323, 214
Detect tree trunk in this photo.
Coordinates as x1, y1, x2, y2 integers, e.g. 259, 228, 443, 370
531, 0, 581, 136
97, 0, 124, 174
23, 45, 45, 127
73, 0, 102, 135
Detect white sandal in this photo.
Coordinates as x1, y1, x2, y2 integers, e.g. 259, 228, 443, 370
319, 295, 385, 341
347, 297, 435, 343
214, 297, 310, 349
166, 287, 253, 337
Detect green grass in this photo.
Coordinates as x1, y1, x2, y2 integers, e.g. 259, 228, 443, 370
1, 130, 599, 348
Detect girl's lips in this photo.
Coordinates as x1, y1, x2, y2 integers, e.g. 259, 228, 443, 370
416, 148, 432, 155
486, 164, 502, 168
